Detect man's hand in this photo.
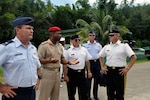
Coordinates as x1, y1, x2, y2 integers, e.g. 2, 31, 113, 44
69, 59, 79, 65
34, 79, 40, 90
0, 84, 17, 98
101, 67, 108, 74
49, 57, 59, 63
64, 75, 69, 82
119, 68, 129, 75
87, 72, 92, 78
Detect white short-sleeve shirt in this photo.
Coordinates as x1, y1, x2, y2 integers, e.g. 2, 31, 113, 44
99, 40, 135, 67
64, 45, 92, 70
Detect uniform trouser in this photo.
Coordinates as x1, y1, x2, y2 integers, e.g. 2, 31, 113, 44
87, 60, 100, 99
2, 86, 35, 100
107, 67, 125, 100
38, 68, 60, 100
67, 68, 88, 100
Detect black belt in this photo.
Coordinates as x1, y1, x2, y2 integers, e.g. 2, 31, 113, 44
107, 66, 125, 70
12, 86, 34, 90
68, 67, 85, 73
90, 59, 99, 62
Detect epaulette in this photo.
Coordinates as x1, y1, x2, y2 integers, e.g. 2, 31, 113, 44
2, 40, 13, 46
65, 46, 70, 50
41, 41, 52, 45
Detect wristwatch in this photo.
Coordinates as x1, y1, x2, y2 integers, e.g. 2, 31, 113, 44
67, 61, 71, 65
38, 75, 42, 79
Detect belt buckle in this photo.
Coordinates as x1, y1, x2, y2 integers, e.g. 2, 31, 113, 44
55, 69, 58, 72
94, 60, 97, 62
112, 66, 115, 69
77, 69, 81, 72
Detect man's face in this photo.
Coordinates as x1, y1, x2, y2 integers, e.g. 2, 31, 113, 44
109, 33, 119, 42
53, 31, 62, 42
71, 38, 80, 47
16, 25, 34, 41
88, 34, 96, 40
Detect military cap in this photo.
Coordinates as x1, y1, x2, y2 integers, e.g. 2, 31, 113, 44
48, 26, 61, 32
109, 29, 119, 34
89, 30, 95, 34
70, 34, 80, 40
12, 16, 34, 28
60, 37, 65, 41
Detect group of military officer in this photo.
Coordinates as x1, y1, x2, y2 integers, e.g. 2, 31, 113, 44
0, 16, 136, 100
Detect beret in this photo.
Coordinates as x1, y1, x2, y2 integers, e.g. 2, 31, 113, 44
70, 34, 80, 40
12, 16, 34, 28
109, 29, 119, 34
48, 26, 61, 32
89, 30, 95, 34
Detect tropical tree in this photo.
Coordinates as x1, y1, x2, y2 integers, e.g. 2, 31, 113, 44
75, 19, 102, 43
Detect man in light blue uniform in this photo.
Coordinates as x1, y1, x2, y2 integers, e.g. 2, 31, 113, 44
0, 16, 41, 100
83, 30, 102, 100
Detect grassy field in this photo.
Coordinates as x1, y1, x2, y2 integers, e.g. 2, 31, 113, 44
0, 67, 4, 83
0, 58, 149, 83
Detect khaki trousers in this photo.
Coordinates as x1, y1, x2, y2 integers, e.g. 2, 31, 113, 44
38, 68, 60, 100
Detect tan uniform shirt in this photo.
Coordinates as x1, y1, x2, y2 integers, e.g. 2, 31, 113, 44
38, 39, 65, 69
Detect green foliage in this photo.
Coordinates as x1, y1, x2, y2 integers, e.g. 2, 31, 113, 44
0, 0, 149, 48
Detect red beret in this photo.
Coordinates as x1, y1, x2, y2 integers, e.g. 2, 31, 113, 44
48, 26, 61, 32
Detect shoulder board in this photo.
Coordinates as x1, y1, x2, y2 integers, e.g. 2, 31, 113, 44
2, 40, 13, 46
41, 41, 53, 45
66, 46, 70, 50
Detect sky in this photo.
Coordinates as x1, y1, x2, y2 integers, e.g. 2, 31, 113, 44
47, 0, 150, 6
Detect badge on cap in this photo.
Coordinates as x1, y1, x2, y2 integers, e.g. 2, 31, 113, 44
109, 29, 119, 34
70, 34, 80, 40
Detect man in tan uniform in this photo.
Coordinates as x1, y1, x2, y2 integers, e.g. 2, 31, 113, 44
37, 26, 78, 100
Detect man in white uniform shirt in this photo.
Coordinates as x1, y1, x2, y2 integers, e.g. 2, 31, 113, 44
64, 34, 92, 100
99, 29, 136, 100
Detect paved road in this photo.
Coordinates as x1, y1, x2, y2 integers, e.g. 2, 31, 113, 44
1, 62, 150, 100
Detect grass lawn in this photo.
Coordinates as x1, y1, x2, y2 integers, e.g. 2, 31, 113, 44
0, 67, 4, 83
0, 58, 149, 83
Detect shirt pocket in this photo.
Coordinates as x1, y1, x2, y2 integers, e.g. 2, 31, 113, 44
31, 54, 39, 65
7, 54, 26, 67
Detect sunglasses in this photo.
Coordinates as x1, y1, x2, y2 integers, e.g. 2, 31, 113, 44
89, 35, 95, 36
74, 38, 80, 42
109, 34, 115, 37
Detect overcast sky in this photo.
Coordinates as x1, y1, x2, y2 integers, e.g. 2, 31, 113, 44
45, 0, 150, 6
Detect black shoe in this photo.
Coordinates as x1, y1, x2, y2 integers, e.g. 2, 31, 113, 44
88, 98, 92, 100
94, 97, 99, 100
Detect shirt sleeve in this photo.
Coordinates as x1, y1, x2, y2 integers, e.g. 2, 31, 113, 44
99, 45, 107, 57
38, 44, 46, 59
124, 43, 135, 57
85, 48, 92, 61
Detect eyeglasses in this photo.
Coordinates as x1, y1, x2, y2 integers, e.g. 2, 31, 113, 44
74, 38, 80, 42
109, 34, 115, 37
89, 35, 95, 36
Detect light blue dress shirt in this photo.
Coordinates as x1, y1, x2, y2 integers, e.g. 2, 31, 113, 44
83, 40, 102, 60
0, 37, 41, 87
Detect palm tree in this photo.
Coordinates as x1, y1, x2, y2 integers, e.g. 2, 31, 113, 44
75, 19, 102, 43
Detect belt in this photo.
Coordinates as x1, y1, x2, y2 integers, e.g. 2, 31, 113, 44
90, 59, 99, 62
11, 86, 34, 91
68, 67, 84, 73
107, 66, 125, 70
18, 86, 34, 89
43, 67, 60, 72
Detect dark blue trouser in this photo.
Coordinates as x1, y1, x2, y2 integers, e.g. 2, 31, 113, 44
2, 86, 35, 100
107, 67, 125, 100
88, 60, 100, 99
67, 68, 88, 100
